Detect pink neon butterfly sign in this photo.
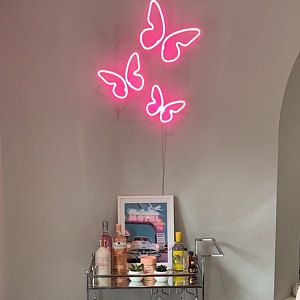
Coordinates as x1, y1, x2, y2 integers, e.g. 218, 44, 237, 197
96, 0, 202, 124
140, 0, 202, 63
146, 84, 186, 123
97, 52, 144, 100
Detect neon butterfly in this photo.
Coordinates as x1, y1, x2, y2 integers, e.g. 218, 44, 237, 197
146, 84, 186, 123
140, 0, 202, 63
97, 52, 145, 100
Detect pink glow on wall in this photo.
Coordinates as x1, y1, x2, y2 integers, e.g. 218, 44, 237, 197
140, 0, 202, 63
146, 84, 186, 124
97, 52, 144, 100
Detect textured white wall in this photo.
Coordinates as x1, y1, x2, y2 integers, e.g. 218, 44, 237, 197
0, 1, 300, 300
275, 52, 300, 300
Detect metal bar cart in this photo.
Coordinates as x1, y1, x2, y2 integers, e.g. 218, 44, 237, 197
85, 237, 223, 300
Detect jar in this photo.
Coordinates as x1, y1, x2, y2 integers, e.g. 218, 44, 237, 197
141, 256, 157, 281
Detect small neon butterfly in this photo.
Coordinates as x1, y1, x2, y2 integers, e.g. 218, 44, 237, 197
97, 52, 145, 100
140, 0, 202, 63
146, 84, 186, 123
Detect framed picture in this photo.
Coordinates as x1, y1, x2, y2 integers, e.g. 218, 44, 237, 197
118, 195, 174, 269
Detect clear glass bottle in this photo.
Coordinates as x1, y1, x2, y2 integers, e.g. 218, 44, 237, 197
112, 224, 127, 275
95, 221, 112, 286
172, 231, 186, 272
95, 222, 112, 272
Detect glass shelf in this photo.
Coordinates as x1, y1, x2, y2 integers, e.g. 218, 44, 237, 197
87, 271, 203, 290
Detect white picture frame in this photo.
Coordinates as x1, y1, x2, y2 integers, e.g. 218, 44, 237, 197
118, 195, 174, 269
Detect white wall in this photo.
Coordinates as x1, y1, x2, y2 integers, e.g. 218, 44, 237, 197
0, 1, 300, 300
275, 52, 300, 300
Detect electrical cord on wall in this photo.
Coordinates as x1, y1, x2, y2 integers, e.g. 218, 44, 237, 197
161, 125, 167, 195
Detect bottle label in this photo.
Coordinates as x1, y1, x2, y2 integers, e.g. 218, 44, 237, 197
96, 257, 110, 273
173, 250, 184, 271
95, 247, 111, 275
112, 241, 126, 250
100, 236, 112, 249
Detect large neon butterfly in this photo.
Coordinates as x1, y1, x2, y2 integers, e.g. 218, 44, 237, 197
140, 0, 202, 63
146, 84, 186, 123
97, 52, 144, 100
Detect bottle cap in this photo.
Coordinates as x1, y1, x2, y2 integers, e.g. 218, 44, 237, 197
175, 231, 182, 242
102, 221, 108, 230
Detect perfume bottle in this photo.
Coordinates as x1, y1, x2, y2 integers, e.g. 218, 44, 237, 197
112, 224, 127, 275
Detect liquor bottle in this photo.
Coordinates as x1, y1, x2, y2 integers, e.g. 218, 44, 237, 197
112, 224, 127, 275
188, 260, 198, 273
188, 251, 198, 268
95, 221, 112, 286
188, 260, 198, 285
172, 231, 186, 272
